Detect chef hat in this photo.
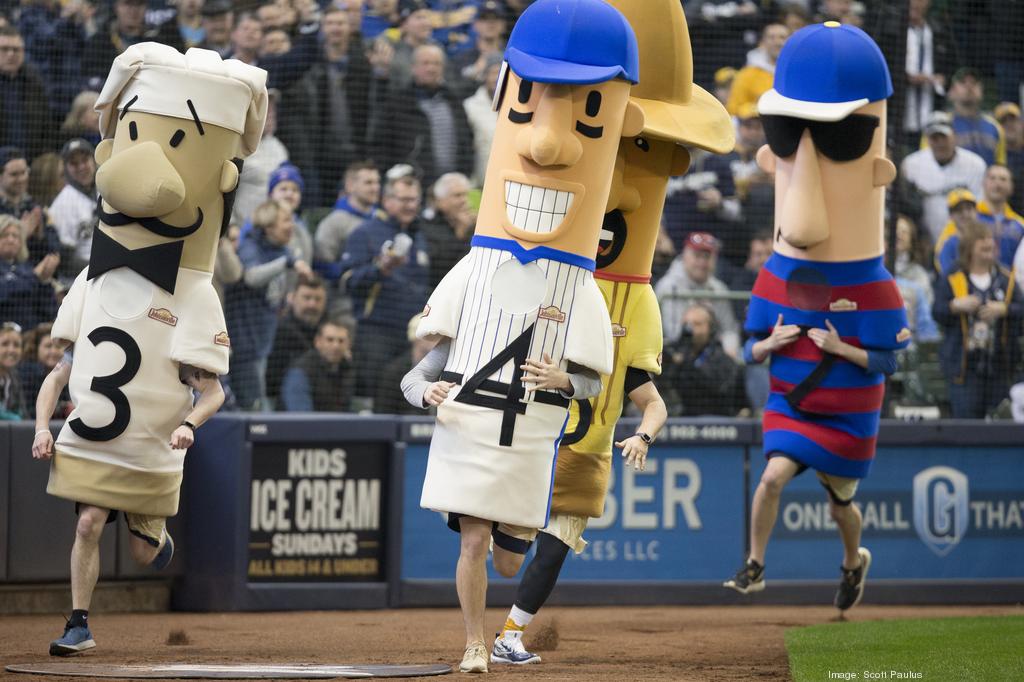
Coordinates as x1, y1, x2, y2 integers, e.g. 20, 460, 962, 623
95, 42, 269, 157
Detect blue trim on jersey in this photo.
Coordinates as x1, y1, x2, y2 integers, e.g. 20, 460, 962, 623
765, 430, 873, 479
770, 354, 885, 388
764, 252, 891, 284
765, 395, 881, 438
471, 235, 596, 272
544, 411, 571, 528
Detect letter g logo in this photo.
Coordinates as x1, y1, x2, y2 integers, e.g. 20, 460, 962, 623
913, 466, 969, 557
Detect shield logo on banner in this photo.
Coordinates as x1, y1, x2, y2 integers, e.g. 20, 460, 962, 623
913, 466, 969, 557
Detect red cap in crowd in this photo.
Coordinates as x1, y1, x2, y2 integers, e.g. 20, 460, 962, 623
685, 231, 720, 253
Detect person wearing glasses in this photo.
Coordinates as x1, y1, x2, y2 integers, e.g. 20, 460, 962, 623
723, 22, 910, 612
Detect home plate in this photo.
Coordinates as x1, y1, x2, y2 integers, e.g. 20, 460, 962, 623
5, 663, 452, 678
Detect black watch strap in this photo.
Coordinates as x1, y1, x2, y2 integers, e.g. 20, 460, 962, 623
181, 420, 197, 432
636, 431, 653, 445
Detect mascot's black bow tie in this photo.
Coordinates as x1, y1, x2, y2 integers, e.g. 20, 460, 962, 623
87, 227, 184, 294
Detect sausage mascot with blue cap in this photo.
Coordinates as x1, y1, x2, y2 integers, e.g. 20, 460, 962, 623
407, 0, 643, 672
722, 22, 910, 611
33, 43, 267, 655
489, 0, 735, 666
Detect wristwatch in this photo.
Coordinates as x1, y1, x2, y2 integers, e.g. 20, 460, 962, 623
636, 431, 654, 445
181, 420, 197, 432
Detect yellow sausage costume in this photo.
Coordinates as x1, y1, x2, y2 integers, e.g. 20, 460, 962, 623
416, 0, 645, 531
549, 0, 736, 535
48, 44, 268, 518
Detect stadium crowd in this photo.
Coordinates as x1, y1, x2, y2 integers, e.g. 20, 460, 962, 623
0, 0, 1022, 420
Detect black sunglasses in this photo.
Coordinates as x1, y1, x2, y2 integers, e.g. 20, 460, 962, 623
761, 114, 880, 162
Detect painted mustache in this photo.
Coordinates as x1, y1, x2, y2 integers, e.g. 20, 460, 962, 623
96, 197, 204, 238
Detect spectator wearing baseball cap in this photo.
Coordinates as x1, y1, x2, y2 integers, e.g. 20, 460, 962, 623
996, 102, 1024, 212
933, 188, 978, 275
654, 231, 741, 358
449, 0, 508, 98
947, 67, 1007, 167
374, 0, 439, 93
49, 139, 98, 274
901, 110, 987, 240
200, 0, 235, 58
81, 0, 184, 90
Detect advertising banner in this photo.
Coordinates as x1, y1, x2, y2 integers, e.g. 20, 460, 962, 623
248, 441, 389, 582
750, 446, 1024, 579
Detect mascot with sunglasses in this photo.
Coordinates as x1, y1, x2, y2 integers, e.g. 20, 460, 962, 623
723, 23, 910, 612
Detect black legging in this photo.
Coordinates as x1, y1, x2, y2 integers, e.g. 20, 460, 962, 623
513, 532, 571, 614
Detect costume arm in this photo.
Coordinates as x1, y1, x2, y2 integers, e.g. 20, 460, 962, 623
561, 362, 602, 399
864, 350, 898, 375
280, 367, 314, 411
401, 338, 451, 409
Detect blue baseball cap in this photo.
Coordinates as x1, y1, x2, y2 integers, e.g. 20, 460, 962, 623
758, 22, 892, 122
504, 0, 639, 85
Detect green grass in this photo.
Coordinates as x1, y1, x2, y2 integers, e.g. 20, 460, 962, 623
785, 615, 1024, 682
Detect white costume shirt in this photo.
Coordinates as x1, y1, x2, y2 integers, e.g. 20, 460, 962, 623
49, 266, 229, 516
417, 238, 613, 529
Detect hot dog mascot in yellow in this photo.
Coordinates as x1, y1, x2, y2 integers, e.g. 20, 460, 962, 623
490, 0, 735, 666
33, 43, 267, 656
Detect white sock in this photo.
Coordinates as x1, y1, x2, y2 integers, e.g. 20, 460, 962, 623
509, 605, 534, 629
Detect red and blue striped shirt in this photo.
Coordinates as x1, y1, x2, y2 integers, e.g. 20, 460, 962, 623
745, 253, 910, 479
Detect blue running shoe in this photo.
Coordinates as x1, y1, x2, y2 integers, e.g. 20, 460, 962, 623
152, 531, 174, 571
491, 631, 541, 665
49, 623, 96, 656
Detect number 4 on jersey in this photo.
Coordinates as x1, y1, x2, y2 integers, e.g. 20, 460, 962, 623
455, 324, 535, 447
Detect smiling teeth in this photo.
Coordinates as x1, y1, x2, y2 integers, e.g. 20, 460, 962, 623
600, 229, 614, 241
505, 181, 574, 234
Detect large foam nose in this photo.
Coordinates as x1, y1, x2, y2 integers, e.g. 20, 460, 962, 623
778, 131, 829, 249
515, 85, 583, 167
96, 141, 186, 217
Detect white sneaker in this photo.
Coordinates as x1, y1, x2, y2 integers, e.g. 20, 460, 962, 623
490, 630, 541, 665
460, 642, 488, 673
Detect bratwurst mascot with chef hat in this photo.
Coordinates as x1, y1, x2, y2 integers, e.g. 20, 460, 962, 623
33, 43, 267, 656
722, 23, 910, 612
402, 0, 642, 671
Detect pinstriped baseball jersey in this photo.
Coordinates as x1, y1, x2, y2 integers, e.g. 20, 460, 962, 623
417, 238, 613, 529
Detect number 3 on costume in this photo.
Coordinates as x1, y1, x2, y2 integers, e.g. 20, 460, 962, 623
68, 326, 142, 442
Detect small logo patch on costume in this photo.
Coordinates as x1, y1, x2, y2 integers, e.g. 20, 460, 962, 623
148, 307, 178, 326
538, 305, 566, 323
896, 327, 912, 343
829, 298, 858, 312
611, 323, 627, 337
214, 331, 231, 347
422, 304, 431, 317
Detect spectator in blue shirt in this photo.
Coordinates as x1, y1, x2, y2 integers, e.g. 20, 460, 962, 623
0, 215, 58, 331
948, 68, 1006, 167
340, 173, 429, 397
225, 199, 314, 410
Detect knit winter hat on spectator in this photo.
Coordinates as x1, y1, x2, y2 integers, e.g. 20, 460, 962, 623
0, 146, 25, 168
398, 0, 430, 22
268, 163, 305, 193
95, 42, 268, 157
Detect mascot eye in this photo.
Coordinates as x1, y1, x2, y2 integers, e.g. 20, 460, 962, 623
170, 130, 185, 148
634, 137, 650, 152
129, 121, 138, 141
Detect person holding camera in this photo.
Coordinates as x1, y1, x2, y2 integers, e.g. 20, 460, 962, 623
340, 171, 430, 399
658, 303, 743, 417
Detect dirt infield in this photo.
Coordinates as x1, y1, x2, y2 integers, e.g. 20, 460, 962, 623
2, 605, 1020, 681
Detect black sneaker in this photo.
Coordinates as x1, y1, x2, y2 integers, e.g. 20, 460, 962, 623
834, 547, 872, 611
723, 558, 765, 594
